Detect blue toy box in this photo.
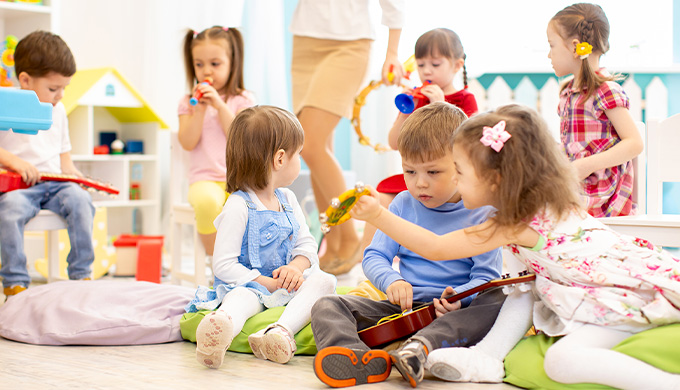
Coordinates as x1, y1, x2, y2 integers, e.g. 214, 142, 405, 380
0, 88, 53, 134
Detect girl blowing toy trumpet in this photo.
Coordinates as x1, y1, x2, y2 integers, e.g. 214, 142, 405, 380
178, 26, 255, 260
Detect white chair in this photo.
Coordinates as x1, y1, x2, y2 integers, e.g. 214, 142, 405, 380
169, 132, 208, 287
24, 210, 67, 282
600, 116, 680, 248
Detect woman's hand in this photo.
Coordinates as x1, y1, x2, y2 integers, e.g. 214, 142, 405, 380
433, 286, 461, 318
382, 53, 404, 86
349, 186, 383, 223
386, 279, 413, 312
272, 264, 304, 293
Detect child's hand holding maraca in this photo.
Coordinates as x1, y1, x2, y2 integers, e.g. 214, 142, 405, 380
349, 185, 384, 223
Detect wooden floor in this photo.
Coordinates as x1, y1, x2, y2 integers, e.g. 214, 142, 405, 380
0, 263, 518, 389
0, 336, 519, 389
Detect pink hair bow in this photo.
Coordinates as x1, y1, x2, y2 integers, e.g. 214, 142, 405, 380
480, 120, 511, 152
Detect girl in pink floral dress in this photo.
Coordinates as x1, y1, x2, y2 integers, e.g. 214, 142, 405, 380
350, 104, 680, 389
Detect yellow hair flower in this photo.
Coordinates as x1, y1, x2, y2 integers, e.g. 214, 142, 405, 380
576, 42, 593, 59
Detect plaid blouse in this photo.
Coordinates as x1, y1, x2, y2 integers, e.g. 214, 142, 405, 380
558, 78, 635, 217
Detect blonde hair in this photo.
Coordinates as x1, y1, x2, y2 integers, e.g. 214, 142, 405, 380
415, 28, 468, 88
551, 3, 619, 97
398, 102, 468, 163
452, 104, 582, 229
182, 26, 245, 97
226, 106, 304, 193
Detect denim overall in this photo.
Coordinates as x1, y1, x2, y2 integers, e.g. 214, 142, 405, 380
185, 189, 301, 312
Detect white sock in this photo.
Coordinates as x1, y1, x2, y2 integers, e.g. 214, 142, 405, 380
545, 325, 680, 390
426, 288, 534, 382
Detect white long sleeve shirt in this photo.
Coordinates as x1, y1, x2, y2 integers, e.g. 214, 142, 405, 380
290, 0, 405, 41
211, 188, 319, 285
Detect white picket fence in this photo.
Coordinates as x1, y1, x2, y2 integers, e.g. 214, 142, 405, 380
467, 74, 670, 142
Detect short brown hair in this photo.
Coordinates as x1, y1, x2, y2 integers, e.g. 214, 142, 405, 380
226, 106, 304, 193
14, 30, 76, 78
183, 26, 244, 97
452, 104, 582, 229
398, 102, 468, 163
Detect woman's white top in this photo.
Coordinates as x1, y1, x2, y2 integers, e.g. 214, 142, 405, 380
290, 0, 405, 41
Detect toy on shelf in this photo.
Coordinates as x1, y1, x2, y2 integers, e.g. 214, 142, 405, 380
111, 139, 125, 154
189, 77, 213, 106
319, 182, 369, 234
1, 35, 17, 87
351, 55, 415, 152
0, 88, 52, 134
394, 80, 432, 114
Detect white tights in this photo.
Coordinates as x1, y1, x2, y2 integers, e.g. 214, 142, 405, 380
545, 324, 680, 390
218, 269, 336, 337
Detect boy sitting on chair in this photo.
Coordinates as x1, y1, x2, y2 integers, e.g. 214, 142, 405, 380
310, 102, 504, 388
0, 31, 94, 298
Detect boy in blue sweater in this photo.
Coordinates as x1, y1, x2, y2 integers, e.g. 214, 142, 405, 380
311, 102, 504, 388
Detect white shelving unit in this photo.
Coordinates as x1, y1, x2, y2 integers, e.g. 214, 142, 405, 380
64, 68, 167, 237
0, 0, 60, 41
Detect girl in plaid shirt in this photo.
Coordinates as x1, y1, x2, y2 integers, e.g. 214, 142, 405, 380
548, 3, 643, 217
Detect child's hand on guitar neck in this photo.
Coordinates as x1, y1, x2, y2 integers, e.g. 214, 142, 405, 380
386, 280, 414, 312
349, 185, 384, 223
433, 286, 462, 318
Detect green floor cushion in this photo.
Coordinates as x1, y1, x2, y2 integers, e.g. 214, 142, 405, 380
504, 324, 680, 389
181, 286, 353, 355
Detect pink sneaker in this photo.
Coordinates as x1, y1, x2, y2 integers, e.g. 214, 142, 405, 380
195, 311, 234, 369
248, 324, 297, 364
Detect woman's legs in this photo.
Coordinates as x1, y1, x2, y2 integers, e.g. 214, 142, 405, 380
298, 106, 360, 274
544, 324, 680, 389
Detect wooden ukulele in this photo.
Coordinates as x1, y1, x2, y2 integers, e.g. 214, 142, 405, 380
0, 169, 120, 196
358, 272, 536, 348
319, 182, 370, 234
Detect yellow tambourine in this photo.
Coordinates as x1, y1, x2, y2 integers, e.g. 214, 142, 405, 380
319, 182, 370, 234
351, 55, 415, 153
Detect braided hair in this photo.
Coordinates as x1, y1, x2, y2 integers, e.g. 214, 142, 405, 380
551, 3, 618, 97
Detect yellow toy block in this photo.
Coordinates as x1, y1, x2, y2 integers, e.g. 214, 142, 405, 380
34, 207, 116, 279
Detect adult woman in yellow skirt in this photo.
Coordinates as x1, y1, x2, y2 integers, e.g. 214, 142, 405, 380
291, 0, 405, 275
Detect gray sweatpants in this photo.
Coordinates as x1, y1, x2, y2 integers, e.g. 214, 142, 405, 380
311, 287, 506, 353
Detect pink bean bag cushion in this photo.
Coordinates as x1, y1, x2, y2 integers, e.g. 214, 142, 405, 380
0, 280, 195, 345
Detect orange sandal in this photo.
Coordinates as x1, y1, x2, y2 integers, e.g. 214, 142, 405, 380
314, 346, 391, 388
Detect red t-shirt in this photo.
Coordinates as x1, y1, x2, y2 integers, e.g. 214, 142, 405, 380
377, 89, 478, 194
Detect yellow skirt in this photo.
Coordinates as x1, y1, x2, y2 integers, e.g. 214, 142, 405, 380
291, 36, 371, 118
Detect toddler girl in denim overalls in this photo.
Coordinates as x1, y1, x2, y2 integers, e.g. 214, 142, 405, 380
186, 106, 336, 369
